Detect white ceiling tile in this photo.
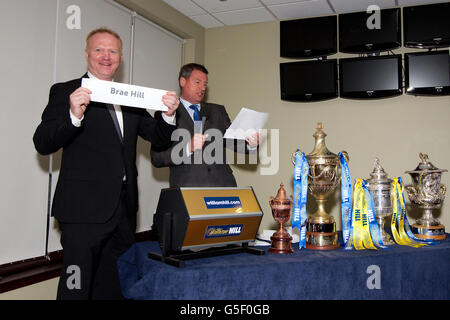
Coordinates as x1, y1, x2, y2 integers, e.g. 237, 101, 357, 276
213, 7, 276, 26
189, 14, 225, 28
161, 0, 206, 16
398, 0, 450, 7
269, 0, 334, 20
261, 0, 312, 5
192, 0, 262, 13
329, 0, 396, 14
164, 0, 449, 28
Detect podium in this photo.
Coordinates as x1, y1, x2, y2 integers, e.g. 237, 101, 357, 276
149, 187, 265, 267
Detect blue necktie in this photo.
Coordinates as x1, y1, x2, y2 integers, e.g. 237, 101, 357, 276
189, 104, 201, 121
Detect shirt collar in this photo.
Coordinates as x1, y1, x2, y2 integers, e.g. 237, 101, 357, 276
87, 71, 114, 82
180, 97, 201, 112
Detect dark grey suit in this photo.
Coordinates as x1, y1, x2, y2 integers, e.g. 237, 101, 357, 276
150, 102, 239, 187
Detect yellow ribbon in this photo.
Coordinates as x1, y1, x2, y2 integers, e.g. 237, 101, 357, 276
391, 178, 427, 248
351, 179, 377, 250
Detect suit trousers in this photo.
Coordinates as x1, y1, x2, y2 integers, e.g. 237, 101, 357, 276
56, 183, 135, 300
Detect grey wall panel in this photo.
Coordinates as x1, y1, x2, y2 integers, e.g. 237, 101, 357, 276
132, 15, 183, 232
0, 0, 57, 264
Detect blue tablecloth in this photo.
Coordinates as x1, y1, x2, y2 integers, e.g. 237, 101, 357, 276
118, 235, 450, 300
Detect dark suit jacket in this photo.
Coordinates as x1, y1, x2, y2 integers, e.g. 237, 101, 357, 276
33, 74, 175, 223
150, 102, 239, 188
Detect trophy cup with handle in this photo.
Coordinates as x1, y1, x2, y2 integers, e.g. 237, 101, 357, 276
269, 183, 294, 254
292, 122, 349, 250
366, 158, 394, 245
405, 153, 447, 240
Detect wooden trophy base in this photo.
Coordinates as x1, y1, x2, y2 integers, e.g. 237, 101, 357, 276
412, 224, 446, 241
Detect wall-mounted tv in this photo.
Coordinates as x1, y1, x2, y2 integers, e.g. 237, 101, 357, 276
339, 55, 402, 99
280, 59, 338, 102
339, 8, 401, 53
405, 50, 450, 96
403, 2, 450, 48
280, 15, 337, 58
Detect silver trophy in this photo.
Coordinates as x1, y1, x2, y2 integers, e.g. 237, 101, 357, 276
405, 153, 447, 240
366, 158, 394, 245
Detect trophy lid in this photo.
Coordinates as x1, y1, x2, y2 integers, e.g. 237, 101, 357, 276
273, 183, 288, 201
405, 153, 448, 174
307, 122, 338, 159
366, 158, 392, 185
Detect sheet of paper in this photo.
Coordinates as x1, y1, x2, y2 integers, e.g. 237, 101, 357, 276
82, 78, 168, 111
224, 107, 269, 140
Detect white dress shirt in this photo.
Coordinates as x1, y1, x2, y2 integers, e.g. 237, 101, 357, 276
180, 97, 200, 120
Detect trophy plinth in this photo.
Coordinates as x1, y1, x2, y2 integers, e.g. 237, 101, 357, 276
293, 122, 348, 250
411, 209, 446, 240
366, 158, 394, 245
305, 199, 340, 250
405, 153, 447, 240
269, 183, 294, 254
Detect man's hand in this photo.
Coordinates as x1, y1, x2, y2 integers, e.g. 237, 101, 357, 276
245, 132, 261, 148
189, 133, 208, 153
162, 91, 179, 116
70, 87, 92, 119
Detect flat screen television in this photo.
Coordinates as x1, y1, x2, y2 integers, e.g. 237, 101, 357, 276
339, 55, 402, 99
405, 50, 450, 96
403, 2, 450, 48
280, 15, 337, 58
280, 59, 338, 102
339, 8, 401, 53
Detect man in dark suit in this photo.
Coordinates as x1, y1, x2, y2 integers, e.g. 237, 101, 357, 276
33, 28, 179, 299
150, 63, 260, 188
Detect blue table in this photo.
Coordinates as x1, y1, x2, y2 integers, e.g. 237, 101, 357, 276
118, 235, 450, 300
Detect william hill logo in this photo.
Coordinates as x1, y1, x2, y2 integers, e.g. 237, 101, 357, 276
205, 224, 243, 239
204, 197, 242, 209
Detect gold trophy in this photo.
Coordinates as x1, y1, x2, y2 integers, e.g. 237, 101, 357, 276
269, 183, 294, 254
292, 123, 349, 250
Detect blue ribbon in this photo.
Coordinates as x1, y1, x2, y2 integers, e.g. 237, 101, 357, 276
339, 153, 352, 246
293, 150, 309, 249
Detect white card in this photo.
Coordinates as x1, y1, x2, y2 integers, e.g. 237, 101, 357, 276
82, 78, 169, 111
